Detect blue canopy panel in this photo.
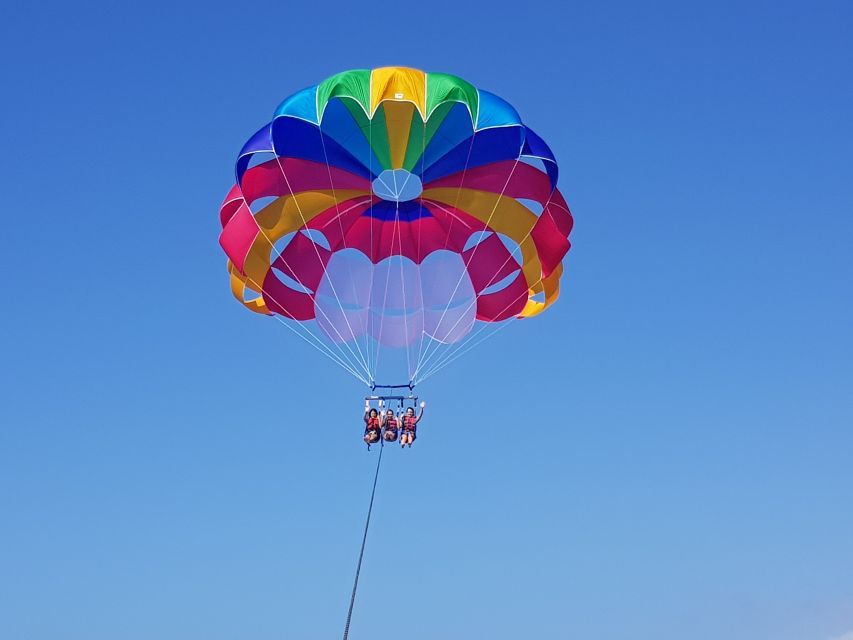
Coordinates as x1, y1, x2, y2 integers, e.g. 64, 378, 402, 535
236, 123, 273, 182
319, 99, 384, 176
273, 86, 319, 124
365, 200, 432, 222
475, 90, 522, 130
416, 103, 476, 174
421, 125, 525, 184
271, 116, 376, 180
521, 126, 559, 189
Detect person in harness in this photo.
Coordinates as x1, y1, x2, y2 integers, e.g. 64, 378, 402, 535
382, 409, 399, 442
400, 401, 425, 448
363, 403, 381, 447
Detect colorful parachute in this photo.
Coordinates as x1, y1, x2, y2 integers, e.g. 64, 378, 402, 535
219, 67, 573, 385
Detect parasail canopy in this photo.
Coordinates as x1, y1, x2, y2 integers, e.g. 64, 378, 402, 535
219, 67, 574, 385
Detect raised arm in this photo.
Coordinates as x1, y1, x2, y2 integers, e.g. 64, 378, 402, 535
415, 401, 426, 423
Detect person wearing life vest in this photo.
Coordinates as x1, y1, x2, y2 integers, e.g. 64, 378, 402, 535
382, 409, 399, 442
400, 401, 425, 448
363, 403, 381, 447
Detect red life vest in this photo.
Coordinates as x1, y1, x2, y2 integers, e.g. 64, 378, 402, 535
402, 415, 417, 431
367, 417, 380, 430
385, 416, 398, 429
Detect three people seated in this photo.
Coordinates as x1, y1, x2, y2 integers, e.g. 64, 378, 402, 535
363, 401, 425, 448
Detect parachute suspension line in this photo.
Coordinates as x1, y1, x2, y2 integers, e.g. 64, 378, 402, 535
342, 438, 385, 640
414, 115, 429, 374
251, 199, 373, 382
318, 119, 374, 383
422, 274, 542, 380
395, 160, 423, 380
416, 233, 555, 382
243, 274, 371, 385
371, 187, 401, 381
397, 197, 414, 382
412, 150, 525, 381
242, 275, 368, 384
271, 155, 373, 380
415, 187, 561, 383
411, 139, 507, 379
367, 108, 376, 381
441, 132, 476, 252
412, 129, 477, 378
412, 130, 478, 374
269, 313, 371, 386
409, 201, 475, 377
416, 317, 513, 384
257, 233, 371, 382
373, 199, 402, 378
415, 200, 559, 383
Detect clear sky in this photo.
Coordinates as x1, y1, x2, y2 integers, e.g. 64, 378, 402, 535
1, 1, 852, 638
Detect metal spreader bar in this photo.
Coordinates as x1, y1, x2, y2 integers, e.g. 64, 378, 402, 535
366, 382, 418, 406
370, 382, 415, 391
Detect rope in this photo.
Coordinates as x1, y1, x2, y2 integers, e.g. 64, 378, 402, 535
342, 437, 384, 640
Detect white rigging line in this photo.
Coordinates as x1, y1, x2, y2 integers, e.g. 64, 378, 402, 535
408, 198, 477, 377
415, 227, 553, 382
390, 119, 419, 382
270, 148, 373, 380
416, 317, 513, 384
413, 113, 430, 378
240, 272, 370, 385
270, 316, 371, 386
316, 196, 378, 381
239, 157, 371, 380
397, 199, 412, 382
411, 120, 478, 379
367, 104, 376, 381
318, 113, 375, 384
371, 171, 399, 382
412, 149, 524, 380
414, 187, 561, 383
249, 240, 371, 383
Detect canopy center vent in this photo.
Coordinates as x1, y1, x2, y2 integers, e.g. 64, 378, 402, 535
371, 169, 423, 203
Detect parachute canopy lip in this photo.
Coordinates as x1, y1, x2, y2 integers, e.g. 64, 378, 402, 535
269, 66, 524, 133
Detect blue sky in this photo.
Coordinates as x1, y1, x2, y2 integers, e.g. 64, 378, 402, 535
1, 1, 852, 638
